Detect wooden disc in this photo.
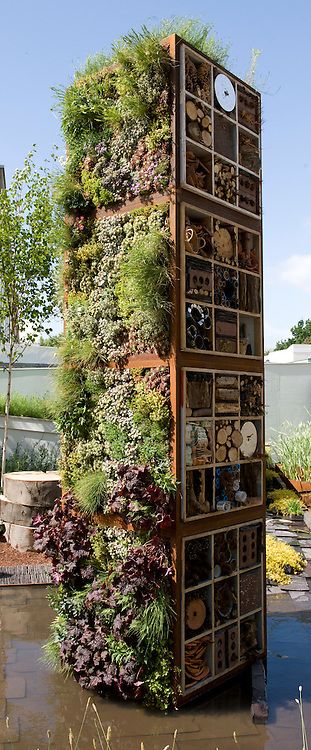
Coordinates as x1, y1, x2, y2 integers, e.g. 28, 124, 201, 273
186, 598, 206, 630
188, 121, 201, 141
217, 427, 227, 445
228, 447, 238, 462
232, 430, 243, 448
216, 445, 227, 462
213, 228, 233, 258
202, 131, 212, 147
202, 116, 211, 128
186, 100, 198, 121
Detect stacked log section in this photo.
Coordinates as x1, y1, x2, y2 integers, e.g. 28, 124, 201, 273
1, 471, 61, 551
186, 99, 212, 148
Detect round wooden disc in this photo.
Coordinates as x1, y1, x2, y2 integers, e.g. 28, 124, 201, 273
217, 427, 227, 445
186, 598, 206, 630
213, 228, 233, 258
228, 447, 238, 462
202, 131, 212, 148
202, 116, 211, 128
216, 445, 227, 462
232, 429, 243, 448
186, 100, 198, 121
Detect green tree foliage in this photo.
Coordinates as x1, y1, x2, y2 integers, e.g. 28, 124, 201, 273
0, 151, 58, 480
275, 319, 311, 350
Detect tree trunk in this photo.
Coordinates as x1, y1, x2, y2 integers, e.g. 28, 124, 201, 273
1, 344, 13, 487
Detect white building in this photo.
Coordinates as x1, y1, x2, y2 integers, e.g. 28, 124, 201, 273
265, 345, 311, 443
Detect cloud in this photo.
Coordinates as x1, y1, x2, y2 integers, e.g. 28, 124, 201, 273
278, 254, 311, 291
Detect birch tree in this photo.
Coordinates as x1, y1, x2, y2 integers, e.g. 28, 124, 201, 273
0, 151, 58, 483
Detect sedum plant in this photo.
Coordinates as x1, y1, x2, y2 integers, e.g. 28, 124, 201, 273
266, 535, 306, 585
268, 488, 304, 517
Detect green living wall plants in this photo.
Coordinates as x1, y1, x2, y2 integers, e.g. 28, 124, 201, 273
34, 20, 229, 709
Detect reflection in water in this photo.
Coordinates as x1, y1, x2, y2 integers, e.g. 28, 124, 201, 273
0, 586, 310, 749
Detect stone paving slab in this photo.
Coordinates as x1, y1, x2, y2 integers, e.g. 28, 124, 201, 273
0, 565, 51, 586
280, 578, 309, 591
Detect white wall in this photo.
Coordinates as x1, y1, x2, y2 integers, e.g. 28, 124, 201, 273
0, 368, 56, 397
0, 414, 59, 456
265, 362, 311, 443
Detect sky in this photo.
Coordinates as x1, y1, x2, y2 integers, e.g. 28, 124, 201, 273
1, 0, 311, 349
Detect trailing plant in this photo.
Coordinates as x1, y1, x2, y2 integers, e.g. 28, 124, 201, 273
74, 470, 109, 515
272, 421, 311, 482
266, 535, 306, 585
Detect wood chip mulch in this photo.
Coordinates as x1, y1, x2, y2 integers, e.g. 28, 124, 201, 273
0, 537, 48, 567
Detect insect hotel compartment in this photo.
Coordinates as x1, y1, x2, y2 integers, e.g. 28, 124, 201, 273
185, 536, 212, 587
186, 98, 212, 149
185, 52, 211, 104
185, 420, 213, 466
186, 468, 214, 517
215, 310, 237, 353
184, 215, 213, 259
238, 171, 259, 214
214, 624, 239, 674
214, 113, 237, 162
215, 462, 262, 512
239, 524, 261, 570
215, 420, 242, 464
238, 229, 259, 272
214, 158, 236, 205
239, 130, 260, 174
239, 272, 261, 314
237, 85, 259, 133
215, 374, 239, 415
186, 147, 212, 194
186, 303, 213, 350
239, 462, 262, 506
213, 221, 237, 265
186, 257, 212, 303
240, 376, 263, 416
214, 265, 238, 308
239, 315, 261, 357
185, 586, 212, 640
185, 636, 213, 688
240, 568, 262, 616
240, 613, 262, 659
214, 529, 237, 577
214, 577, 238, 627
186, 371, 213, 416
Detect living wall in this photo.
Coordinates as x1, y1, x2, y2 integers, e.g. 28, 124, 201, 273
34, 21, 229, 709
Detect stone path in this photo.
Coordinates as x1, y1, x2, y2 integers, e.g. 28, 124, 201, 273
266, 513, 311, 608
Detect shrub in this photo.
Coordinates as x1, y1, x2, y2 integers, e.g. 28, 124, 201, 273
268, 488, 304, 517
266, 535, 305, 585
272, 421, 311, 482
5, 442, 59, 473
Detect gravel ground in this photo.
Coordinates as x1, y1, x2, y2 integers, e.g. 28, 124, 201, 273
0, 535, 47, 566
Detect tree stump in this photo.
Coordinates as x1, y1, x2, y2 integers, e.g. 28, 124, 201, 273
1, 471, 61, 552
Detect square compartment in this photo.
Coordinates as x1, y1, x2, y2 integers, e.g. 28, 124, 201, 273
215, 419, 242, 464
240, 420, 262, 459
215, 374, 239, 416
185, 635, 213, 688
238, 170, 259, 214
237, 86, 260, 133
239, 129, 260, 173
215, 310, 237, 353
214, 158, 237, 204
239, 272, 261, 314
185, 535, 212, 587
214, 577, 238, 627
186, 146, 212, 194
239, 524, 262, 570
186, 468, 214, 517
185, 214, 213, 259
240, 567, 262, 616
185, 52, 212, 104
240, 612, 262, 659
215, 464, 240, 512
186, 421, 213, 466
239, 315, 261, 357
186, 256, 212, 303
240, 375, 263, 416
213, 528, 238, 577
186, 371, 213, 417
186, 98, 212, 149
238, 229, 259, 272
215, 624, 239, 674
239, 461, 262, 507
213, 220, 237, 265
185, 586, 212, 639
214, 265, 238, 308
186, 303, 213, 350
214, 113, 237, 161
